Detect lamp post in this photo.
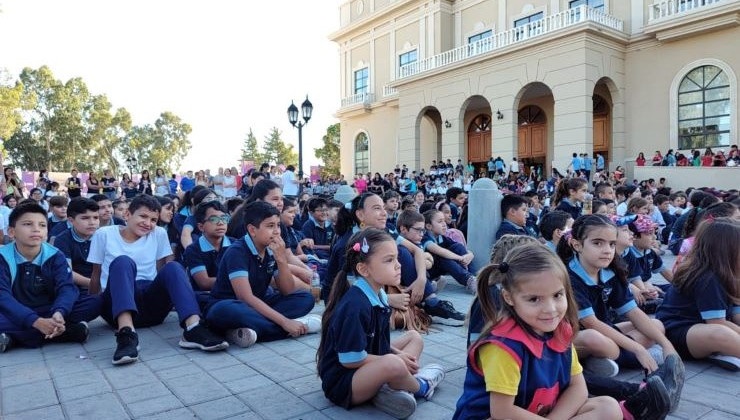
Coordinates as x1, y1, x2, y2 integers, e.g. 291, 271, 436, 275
125, 156, 138, 177
287, 95, 313, 180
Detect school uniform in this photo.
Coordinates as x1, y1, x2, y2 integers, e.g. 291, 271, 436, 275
301, 216, 334, 260
0, 243, 101, 347
620, 248, 643, 283
568, 257, 636, 327
555, 198, 582, 221
48, 216, 69, 240
628, 246, 666, 283
205, 233, 314, 341
181, 215, 202, 244
318, 277, 391, 408
494, 219, 533, 240
99, 217, 126, 228
454, 318, 580, 419
173, 207, 192, 234
421, 231, 473, 287
656, 270, 740, 359
183, 235, 233, 310
87, 225, 200, 328
54, 228, 94, 293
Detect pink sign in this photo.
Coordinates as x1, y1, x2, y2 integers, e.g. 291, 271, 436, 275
310, 166, 321, 182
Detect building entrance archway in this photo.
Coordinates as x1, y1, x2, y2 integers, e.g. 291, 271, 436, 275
517, 105, 547, 176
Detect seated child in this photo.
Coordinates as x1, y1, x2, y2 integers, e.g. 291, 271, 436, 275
495, 195, 537, 240
88, 195, 227, 365
383, 190, 401, 233
558, 214, 683, 401
182, 200, 233, 310
657, 218, 740, 371
454, 244, 621, 420
0, 202, 101, 352
591, 199, 608, 216
47, 195, 70, 242
672, 202, 739, 271
318, 228, 445, 419
554, 177, 588, 221
625, 215, 672, 311
539, 210, 574, 252
122, 181, 138, 199
421, 209, 477, 292
300, 197, 334, 260
54, 197, 101, 294
206, 201, 319, 347
396, 210, 465, 326
90, 194, 126, 227
113, 199, 128, 220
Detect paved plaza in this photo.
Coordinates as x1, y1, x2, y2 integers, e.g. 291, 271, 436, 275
1, 254, 738, 420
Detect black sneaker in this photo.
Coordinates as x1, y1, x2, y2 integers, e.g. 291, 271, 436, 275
50, 321, 89, 343
623, 375, 670, 420
649, 353, 684, 412
113, 327, 139, 366
641, 298, 663, 315
179, 323, 229, 351
0, 333, 12, 353
424, 300, 465, 326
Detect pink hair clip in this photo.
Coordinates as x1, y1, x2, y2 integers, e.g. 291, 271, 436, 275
352, 242, 361, 252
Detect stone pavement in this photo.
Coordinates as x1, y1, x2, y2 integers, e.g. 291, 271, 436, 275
1, 254, 738, 419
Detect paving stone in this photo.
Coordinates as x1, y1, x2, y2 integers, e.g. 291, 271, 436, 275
189, 396, 250, 420
698, 411, 740, 420
299, 390, 333, 411
250, 355, 314, 382
57, 378, 113, 402
163, 373, 230, 405
0, 348, 44, 366
103, 363, 159, 389
136, 407, 196, 420
45, 356, 98, 378
144, 354, 193, 372
117, 381, 174, 404
321, 404, 396, 419
0, 360, 47, 378
3, 404, 64, 420
238, 383, 315, 419
681, 383, 740, 413
208, 364, 260, 383
62, 392, 128, 420
1, 367, 51, 387
670, 398, 714, 420
2, 379, 58, 414
288, 411, 332, 420
188, 351, 242, 371
222, 374, 276, 394
156, 363, 206, 380
282, 374, 324, 396
127, 394, 184, 418
220, 412, 262, 420
408, 400, 455, 419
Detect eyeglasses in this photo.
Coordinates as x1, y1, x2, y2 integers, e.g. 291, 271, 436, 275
410, 227, 426, 234
205, 215, 230, 224
313, 208, 329, 213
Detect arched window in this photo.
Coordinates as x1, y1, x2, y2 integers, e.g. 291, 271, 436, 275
677, 65, 731, 149
354, 132, 369, 174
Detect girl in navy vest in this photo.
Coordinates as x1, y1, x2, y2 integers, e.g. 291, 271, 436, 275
317, 228, 444, 419
454, 244, 620, 419
657, 218, 740, 371
553, 178, 588, 221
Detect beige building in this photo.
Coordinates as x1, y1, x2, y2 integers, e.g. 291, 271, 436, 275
330, 0, 739, 178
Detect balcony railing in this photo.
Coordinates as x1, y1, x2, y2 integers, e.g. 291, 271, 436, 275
648, 0, 729, 22
382, 85, 398, 97
398, 5, 623, 80
341, 92, 375, 108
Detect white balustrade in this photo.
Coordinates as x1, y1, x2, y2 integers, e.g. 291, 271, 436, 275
382, 85, 398, 97
648, 0, 729, 22
340, 92, 375, 107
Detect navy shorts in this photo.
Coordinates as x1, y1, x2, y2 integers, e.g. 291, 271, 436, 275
665, 324, 696, 360
323, 369, 357, 409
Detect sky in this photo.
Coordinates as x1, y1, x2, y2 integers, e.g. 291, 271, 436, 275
0, 0, 342, 173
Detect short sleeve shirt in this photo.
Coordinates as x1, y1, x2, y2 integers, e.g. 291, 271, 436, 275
210, 234, 278, 301
629, 246, 664, 282
182, 235, 232, 290
568, 257, 636, 325
54, 228, 93, 278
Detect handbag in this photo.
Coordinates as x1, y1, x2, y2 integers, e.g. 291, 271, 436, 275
385, 285, 431, 333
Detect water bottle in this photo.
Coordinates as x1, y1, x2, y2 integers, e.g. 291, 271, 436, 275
309, 264, 321, 303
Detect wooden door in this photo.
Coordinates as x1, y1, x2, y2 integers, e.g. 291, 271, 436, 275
467, 132, 482, 162
483, 132, 491, 159
593, 116, 608, 152
530, 124, 546, 157
517, 127, 530, 158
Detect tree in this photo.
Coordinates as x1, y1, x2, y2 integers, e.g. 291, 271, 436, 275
0, 71, 26, 144
240, 128, 264, 164
262, 127, 297, 167
122, 112, 192, 173
314, 123, 340, 177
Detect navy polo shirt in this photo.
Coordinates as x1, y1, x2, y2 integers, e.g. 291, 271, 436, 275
620, 248, 643, 283
495, 219, 532, 240
210, 233, 278, 302
301, 216, 334, 246
318, 277, 391, 386
183, 235, 233, 290
568, 257, 636, 326
421, 231, 455, 251
656, 270, 740, 331
48, 219, 71, 241
54, 227, 93, 279
327, 226, 404, 288
555, 199, 582, 221
629, 246, 665, 282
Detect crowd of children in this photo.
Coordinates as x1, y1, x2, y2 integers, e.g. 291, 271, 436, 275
0, 156, 738, 419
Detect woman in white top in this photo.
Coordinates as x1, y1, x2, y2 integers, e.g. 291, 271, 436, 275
212, 167, 224, 196
154, 168, 169, 196
222, 168, 237, 198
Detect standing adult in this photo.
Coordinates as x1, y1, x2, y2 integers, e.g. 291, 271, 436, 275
138, 169, 153, 195
86, 171, 100, 197
636, 152, 646, 166
281, 164, 299, 198
180, 170, 195, 193
212, 167, 224, 196
66, 169, 82, 198
222, 168, 237, 198
154, 168, 169, 196
101, 169, 117, 200
596, 152, 605, 172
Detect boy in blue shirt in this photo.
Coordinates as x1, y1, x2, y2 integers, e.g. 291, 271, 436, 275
495, 195, 536, 240
538, 210, 573, 252
47, 196, 69, 241
0, 202, 101, 352
300, 197, 334, 260
396, 210, 465, 326
90, 194, 126, 227
88, 195, 227, 365
183, 200, 232, 309
54, 198, 100, 294
206, 201, 318, 347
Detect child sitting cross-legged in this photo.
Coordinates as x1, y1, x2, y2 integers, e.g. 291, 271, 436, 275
421, 208, 477, 293
0, 202, 102, 352
205, 201, 319, 347
495, 195, 537, 240
454, 244, 621, 420
54, 197, 101, 295
88, 195, 227, 365
318, 228, 445, 419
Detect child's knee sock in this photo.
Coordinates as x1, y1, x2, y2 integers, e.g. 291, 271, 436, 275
413, 377, 429, 398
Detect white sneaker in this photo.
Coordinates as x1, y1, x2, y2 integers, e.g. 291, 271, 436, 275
415, 363, 445, 399
466, 276, 477, 295
431, 276, 448, 294
226, 328, 257, 348
584, 357, 619, 377
294, 314, 322, 334
708, 354, 740, 371
648, 344, 664, 365
372, 384, 416, 419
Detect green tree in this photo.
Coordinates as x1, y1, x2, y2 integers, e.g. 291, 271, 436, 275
0, 72, 27, 144
240, 128, 264, 164
262, 127, 297, 167
314, 123, 340, 177
122, 112, 192, 173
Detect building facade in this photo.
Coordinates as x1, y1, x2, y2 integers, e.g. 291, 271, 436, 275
330, 0, 739, 177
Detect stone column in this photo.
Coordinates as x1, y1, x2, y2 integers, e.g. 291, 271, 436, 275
552, 78, 594, 173
468, 178, 503, 272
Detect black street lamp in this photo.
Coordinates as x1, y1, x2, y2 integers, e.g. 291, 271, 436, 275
125, 156, 138, 176
287, 95, 313, 180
